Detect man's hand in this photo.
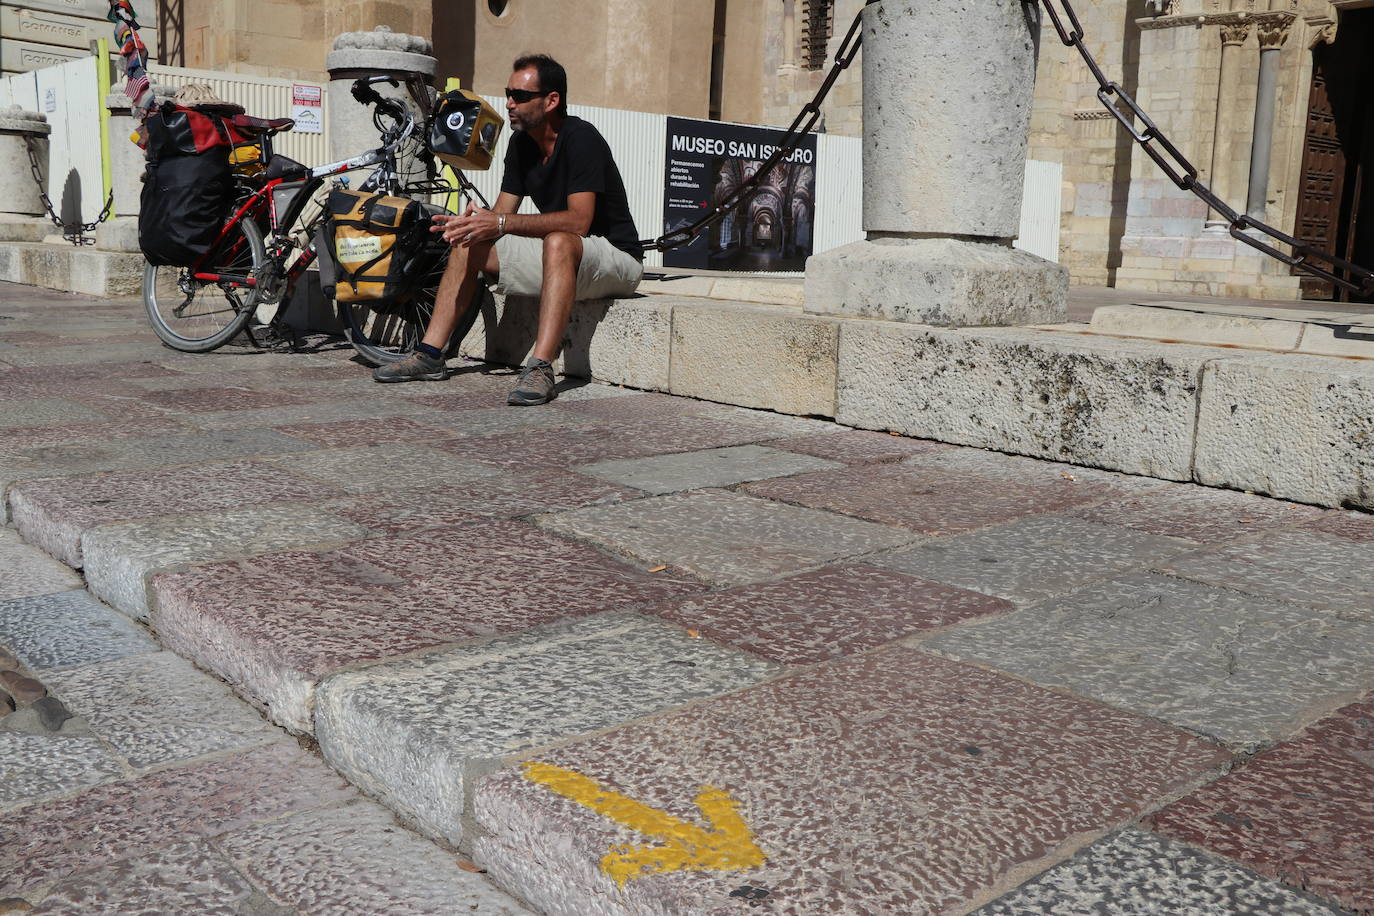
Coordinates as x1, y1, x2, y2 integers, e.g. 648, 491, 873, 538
431, 205, 501, 247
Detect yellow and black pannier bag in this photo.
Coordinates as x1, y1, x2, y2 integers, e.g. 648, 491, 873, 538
321, 189, 427, 305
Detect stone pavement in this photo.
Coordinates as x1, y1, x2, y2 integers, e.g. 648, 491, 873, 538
1, 281, 1372, 914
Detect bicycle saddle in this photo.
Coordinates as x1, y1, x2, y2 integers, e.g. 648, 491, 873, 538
230, 115, 295, 135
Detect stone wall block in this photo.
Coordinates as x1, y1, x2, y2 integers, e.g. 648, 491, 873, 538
1194, 354, 1374, 510
669, 301, 839, 417
564, 297, 673, 391
836, 321, 1214, 479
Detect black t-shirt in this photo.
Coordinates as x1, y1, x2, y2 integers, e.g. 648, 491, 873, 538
500, 116, 642, 259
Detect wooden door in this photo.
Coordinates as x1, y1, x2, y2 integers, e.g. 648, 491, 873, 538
1293, 67, 1346, 298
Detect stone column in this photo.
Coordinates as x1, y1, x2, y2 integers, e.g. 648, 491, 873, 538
0, 107, 52, 242
804, 0, 1067, 327
326, 26, 437, 179
1204, 18, 1252, 228
1246, 13, 1291, 219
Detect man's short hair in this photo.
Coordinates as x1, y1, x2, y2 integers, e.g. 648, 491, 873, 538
513, 53, 568, 116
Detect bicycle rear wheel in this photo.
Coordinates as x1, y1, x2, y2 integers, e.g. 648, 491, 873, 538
340, 269, 482, 367
143, 218, 266, 352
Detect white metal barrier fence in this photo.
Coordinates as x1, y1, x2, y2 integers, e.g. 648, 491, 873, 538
1, 57, 105, 224
0, 59, 329, 224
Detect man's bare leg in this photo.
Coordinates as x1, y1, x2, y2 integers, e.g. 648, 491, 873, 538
530, 231, 583, 362
509, 231, 582, 405
422, 238, 501, 351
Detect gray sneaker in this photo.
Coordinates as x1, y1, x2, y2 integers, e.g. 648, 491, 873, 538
507, 358, 557, 405
373, 350, 447, 383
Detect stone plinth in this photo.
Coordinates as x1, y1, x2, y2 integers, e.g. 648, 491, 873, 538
805, 237, 1067, 327
0, 107, 53, 242
325, 27, 436, 170
804, 0, 1067, 326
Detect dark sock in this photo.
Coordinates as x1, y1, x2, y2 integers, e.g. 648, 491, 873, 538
415, 342, 443, 360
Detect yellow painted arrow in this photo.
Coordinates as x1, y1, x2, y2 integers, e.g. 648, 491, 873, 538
521, 762, 766, 887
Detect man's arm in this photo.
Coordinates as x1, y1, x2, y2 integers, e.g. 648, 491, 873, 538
437, 192, 595, 247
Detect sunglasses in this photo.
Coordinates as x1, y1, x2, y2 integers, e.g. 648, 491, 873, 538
505, 88, 551, 103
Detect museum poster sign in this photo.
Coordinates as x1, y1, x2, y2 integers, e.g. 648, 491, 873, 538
662, 116, 818, 271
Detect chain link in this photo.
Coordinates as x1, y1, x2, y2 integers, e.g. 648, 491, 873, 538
1032, 0, 1374, 296
22, 134, 114, 247
642, 1, 872, 253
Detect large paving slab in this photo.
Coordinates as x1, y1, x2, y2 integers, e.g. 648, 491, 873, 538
1146, 693, 1374, 914
212, 801, 534, 915
924, 572, 1374, 748
316, 612, 779, 846
7, 460, 347, 567
430, 415, 787, 471
576, 445, 842, 495
536, 488, 918, 585
0, 741, 354, 898
472, 648, 1227, 916
0, 590, 156, 670
975, 828, 1345, 915
741, 462, 1117, 535
22, 840, 271, 915
1067, 482, 1325, 543
761, 428, 951, 465
0, 397, 114, 427
0, 417, 194, 455
0, 734, 124, 810
644, 563, 1012, 664
152, 521, 704, 732
256, 442, 502, 494
1160, 529, 1374, 613
1304, 509, 1374, 542
82, 504, 372, 620
0, 428, 319, 525
0, 528, 82, 599
872, 514, 1193, 604
321, 473, 638, 536
40, 651, 282, 770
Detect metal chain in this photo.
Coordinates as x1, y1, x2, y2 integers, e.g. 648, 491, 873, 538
22, 134, 115, 247
642, 0, 872, 252
1031, 0, 1374, 296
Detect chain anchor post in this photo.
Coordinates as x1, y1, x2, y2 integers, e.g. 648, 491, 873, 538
804, 0, 1068, 327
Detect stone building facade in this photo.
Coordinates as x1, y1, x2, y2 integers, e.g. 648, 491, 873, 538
55, 0, 1370, 301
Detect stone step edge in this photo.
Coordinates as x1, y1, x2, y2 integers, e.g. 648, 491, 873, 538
0, 240, 144, 298
458, 292, 1374, 512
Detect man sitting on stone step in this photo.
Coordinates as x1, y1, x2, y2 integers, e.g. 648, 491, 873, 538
374, 53, 644, 405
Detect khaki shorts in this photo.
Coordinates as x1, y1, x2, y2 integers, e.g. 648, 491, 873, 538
485, 234, 644, 301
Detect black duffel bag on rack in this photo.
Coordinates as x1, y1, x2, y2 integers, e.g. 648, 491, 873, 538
138, 103, 240, 267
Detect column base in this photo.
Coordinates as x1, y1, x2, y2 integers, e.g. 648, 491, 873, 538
95, 217, 142, 253
803, 237, 1068, 327
0, 215, 50, 243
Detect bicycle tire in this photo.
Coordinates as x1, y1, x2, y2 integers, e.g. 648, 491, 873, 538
143, 219, 266, 352
339, 263, 483, 367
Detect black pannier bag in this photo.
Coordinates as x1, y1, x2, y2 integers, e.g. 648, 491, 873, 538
138, 103, 238, 267
319, 189, 448, 310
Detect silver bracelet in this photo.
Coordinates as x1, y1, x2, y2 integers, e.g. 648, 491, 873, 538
498, 214, 506, 236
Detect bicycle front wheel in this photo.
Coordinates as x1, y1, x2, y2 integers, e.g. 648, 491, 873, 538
144, 218, 266, 352
340, 270, 482, 367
